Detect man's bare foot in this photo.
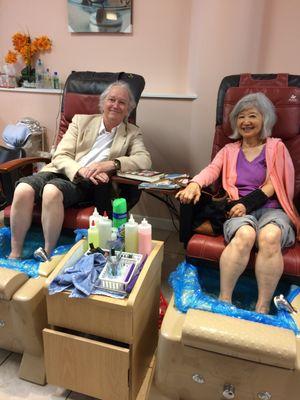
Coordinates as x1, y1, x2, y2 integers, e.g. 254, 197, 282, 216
255, 304, 270, 314
7, 255, 22, 260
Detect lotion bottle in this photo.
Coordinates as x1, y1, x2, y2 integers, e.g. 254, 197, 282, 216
138, 218, 152, 256
125, 214, 138, 253
99, 211, 112, 249
89, 207, 101, 229
88, 219, 100, 249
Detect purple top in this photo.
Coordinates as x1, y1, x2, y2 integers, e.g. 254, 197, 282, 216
236, 146, 280, 209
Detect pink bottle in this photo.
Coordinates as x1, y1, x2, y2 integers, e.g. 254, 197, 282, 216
138, 218, 152, 256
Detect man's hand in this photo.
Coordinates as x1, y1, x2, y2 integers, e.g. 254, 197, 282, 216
83, 161, 115, 178
77, 167, 110, 185
175, 182, 201, 204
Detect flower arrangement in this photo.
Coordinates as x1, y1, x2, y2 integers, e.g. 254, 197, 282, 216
4, 32, 52, 84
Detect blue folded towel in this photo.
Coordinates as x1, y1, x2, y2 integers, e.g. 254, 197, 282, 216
48, 253, 106, 298
2, 123, 31, 148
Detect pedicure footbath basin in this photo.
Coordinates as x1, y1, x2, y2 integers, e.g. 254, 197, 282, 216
0, 226, 76, 384
169, 261, 299, 333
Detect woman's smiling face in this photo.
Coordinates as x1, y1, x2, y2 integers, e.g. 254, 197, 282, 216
237, 107, 263, 141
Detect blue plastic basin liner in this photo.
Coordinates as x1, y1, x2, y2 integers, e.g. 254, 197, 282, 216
0, 226, 84, 278
169, 261, 300, 335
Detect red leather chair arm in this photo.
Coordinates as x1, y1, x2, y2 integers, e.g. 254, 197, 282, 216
0, 157, 50, 173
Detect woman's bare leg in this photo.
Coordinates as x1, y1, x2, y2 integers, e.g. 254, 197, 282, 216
255, 224, 283, 314
41, 184, 65, 255
219, 225, 256, 303
9, 183, 35, 258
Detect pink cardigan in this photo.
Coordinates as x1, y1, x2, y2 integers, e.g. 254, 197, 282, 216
192, 138, 300, 237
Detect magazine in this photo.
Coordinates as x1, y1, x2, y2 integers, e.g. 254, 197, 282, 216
138, 174, 189, 190
116, 170, 164, 182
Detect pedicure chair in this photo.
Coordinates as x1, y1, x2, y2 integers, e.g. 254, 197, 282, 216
153, 74, 300, 399
0, 71, 145, 384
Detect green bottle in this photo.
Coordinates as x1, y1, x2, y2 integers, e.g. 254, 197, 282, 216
112, 198, 127, 228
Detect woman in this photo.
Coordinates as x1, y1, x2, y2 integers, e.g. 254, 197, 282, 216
8, 81, 151, 260
176, 92, 300, 314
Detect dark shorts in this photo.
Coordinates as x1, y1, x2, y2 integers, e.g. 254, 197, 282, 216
17, 172, 112, 209
223, 207, 295, 249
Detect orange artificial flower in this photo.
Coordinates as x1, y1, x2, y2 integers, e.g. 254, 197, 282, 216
4, 32, 52, 67
32, 36, 52, 51
12, 32, 29, 52
4, 50, 18, 64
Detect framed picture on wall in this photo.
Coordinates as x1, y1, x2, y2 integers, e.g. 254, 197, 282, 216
67, 0, 132, 33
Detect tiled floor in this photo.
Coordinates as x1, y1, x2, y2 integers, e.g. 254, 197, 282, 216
0, 210, 184, 399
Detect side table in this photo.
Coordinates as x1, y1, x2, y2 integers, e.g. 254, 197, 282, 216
43, 239, 164, 400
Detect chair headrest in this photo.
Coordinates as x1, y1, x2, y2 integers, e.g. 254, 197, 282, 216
62, 71, 145, 123
222, 86, 300, 140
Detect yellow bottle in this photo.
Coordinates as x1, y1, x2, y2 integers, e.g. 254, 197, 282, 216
88, 219, 100, 249
125, 214, 138, 253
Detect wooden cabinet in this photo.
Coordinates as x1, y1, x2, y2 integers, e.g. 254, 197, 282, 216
43, 239, 164, 400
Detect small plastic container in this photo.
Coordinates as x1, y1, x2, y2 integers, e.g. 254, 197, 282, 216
138, 218, 152, 256
125, 214, 138, 253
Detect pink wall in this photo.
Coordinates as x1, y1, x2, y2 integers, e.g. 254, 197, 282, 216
1, 0, 300, 221
0, 0, 191, 92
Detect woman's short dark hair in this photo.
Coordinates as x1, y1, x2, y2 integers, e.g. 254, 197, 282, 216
229, 92, 277, 139
99, 81, 136, 119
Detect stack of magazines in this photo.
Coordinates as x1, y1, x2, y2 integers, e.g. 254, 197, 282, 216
138, 173, 189, 190
117, 170, 164, 182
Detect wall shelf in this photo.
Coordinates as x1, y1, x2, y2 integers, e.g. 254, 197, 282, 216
0, 87, 61, 94
0, 87, 198, 100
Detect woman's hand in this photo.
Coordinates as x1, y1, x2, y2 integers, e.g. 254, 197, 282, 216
228, 203, 246, 218
175, 182, 201, 204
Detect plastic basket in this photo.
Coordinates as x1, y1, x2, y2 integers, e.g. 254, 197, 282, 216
97, 252, 144, 293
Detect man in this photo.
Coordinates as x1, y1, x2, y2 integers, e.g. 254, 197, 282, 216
9, 81, 151, 259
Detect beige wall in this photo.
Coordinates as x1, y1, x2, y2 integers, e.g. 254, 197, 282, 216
1, 0, 300, 221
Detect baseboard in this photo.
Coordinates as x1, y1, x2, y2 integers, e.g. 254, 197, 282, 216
133, 214, 177, 231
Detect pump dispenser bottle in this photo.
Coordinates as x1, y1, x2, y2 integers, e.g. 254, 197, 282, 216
138, 218, 152, 256
125, 214, 138, 253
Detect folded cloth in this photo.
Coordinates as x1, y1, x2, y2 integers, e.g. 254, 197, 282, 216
48, 253, 106, 298
2, 123, 31, 149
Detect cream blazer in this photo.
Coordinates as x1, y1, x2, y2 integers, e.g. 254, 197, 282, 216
42, 114, 152, 182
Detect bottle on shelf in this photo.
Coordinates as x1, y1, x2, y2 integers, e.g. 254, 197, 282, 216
125, 214, 138, 253
52, 71, 60, 89
138, 218, 152, 256
98, 211, 112, 249
35, 58, 45, 88
112, 198, 127, 228
44, 68, 52, 89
